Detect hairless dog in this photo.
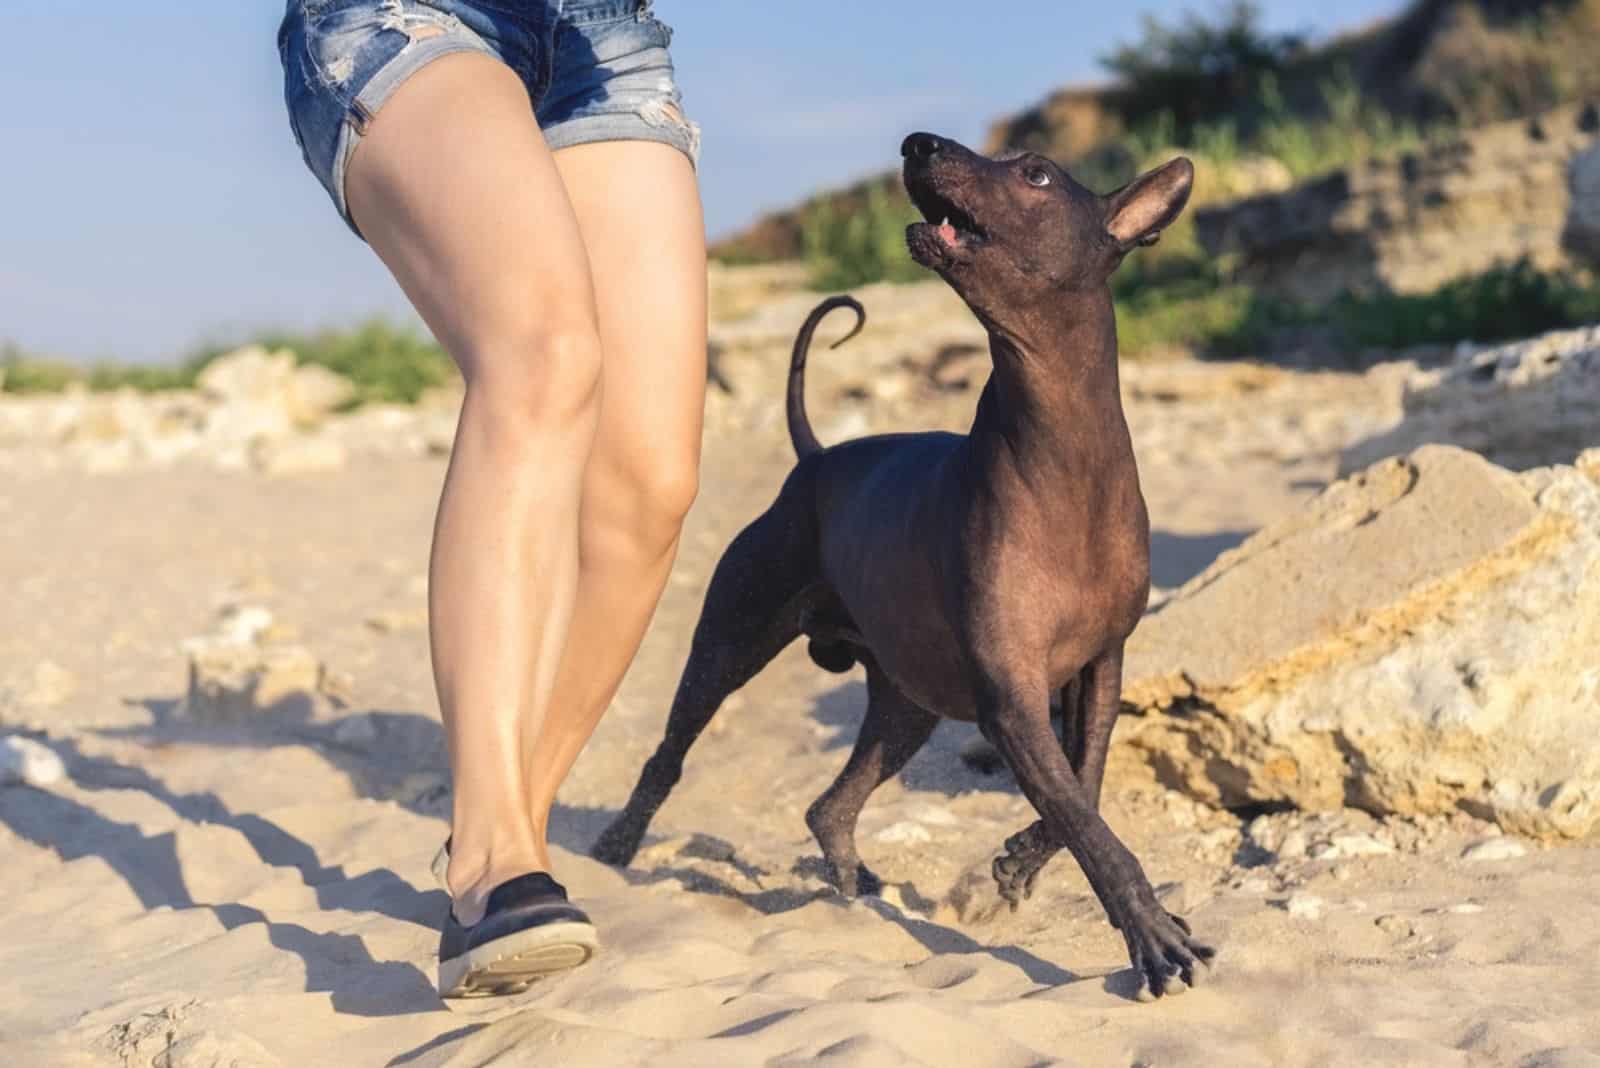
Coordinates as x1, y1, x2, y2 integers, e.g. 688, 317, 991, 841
593, 132, 1213, 998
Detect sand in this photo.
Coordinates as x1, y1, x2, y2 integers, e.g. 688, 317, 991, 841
3, 347, 1598, 1066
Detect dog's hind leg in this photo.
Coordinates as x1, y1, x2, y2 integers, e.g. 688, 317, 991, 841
591, 503, 815, 867
806, 664, 939, 897
994, 646, 1126, 908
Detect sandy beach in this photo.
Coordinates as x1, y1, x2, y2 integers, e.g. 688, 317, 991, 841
4, 278, 1598, 1065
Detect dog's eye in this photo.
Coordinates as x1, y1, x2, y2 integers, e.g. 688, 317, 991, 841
1024, 167, 1052, 187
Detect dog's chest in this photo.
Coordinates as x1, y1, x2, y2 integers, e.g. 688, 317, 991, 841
973, 491, 1150, 647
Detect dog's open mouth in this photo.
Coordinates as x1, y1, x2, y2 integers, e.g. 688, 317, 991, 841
906, 182, 986, 262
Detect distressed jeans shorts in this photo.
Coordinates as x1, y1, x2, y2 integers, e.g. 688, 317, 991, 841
277, 0, 701, 237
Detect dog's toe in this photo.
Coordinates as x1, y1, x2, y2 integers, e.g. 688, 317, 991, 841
1123, 907, 1216, 1001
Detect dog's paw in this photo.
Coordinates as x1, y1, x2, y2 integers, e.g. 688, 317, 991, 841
991, 823, 1054, 910
590, 822, 642, 867
830, 861, 882, 899
1121, 905, 1216, 1000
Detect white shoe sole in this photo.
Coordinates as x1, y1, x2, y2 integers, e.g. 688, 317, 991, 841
438, 920, 599, 998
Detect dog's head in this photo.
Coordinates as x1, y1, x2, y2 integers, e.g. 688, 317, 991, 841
902, 132, 1193, 317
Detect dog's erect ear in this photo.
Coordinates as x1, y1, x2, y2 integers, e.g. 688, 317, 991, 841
1103, 157, 1195, 250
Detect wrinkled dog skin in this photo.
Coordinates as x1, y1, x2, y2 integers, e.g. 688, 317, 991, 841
594, 133, 1212, 999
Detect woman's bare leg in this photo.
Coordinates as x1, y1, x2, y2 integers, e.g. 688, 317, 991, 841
521, 141, 707, 841
344, 52, 603, 926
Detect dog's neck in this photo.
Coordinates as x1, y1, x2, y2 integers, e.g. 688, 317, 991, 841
967, 286, 1134, 487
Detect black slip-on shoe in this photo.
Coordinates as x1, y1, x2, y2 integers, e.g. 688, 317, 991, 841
438, 871, 599, 998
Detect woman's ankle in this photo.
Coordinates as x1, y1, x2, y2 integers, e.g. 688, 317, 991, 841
445, 834, 550, 926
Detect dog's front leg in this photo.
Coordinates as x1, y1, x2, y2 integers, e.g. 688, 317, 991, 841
977, 676, 1213, 998
995, 647, 1125, 906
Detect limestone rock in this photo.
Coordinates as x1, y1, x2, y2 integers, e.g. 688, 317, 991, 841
1343, 326, 1600, 473
1121, 444, 1600, 840
198, 346, 355, 428
1462, 836, 1528, 862
1566, 140, 1600, 263
0, 735, 67, 788
177, 640, 324, 723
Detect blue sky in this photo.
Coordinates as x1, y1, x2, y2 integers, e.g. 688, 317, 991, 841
2, 0, 1401, 363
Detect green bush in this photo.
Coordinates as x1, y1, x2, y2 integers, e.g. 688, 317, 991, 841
1, 343, 85, 393
1332, 259, 1600, 350
1101, 1, 1303, 136
1111, 259, 1600, 360
801, 182, 926, 290
187, 319, 454, 406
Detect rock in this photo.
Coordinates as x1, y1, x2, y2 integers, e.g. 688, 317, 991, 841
176, 640, 324, 723
197, 346, 354, 428
873, 821, 932, 845
1329, 833, 1396, 858
285, 363, 357, 423
0, 735, 67, 787
1462, 837, 1529, 862
215, 605, 275, 647
1121, 445, 1600, 840
249, 433, 348, 476
1375, 914, 1414, 938
1343, 325, 1600, 473
364, 607, 428, 633
1566, 141, 1600, 263
1284, 892, 1325, 919
1197, 105, 1600, 302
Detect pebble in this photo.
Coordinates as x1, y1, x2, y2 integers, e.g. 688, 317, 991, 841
1285, 892, 1325, 919
1461, 837, 1528, 862
873, 821, 932, 845
0, 735, 67, 788
214, 605, 275, 647
1330, 832, 1396, 857
364, 607, 429, 634
1375, 914, 1415, 938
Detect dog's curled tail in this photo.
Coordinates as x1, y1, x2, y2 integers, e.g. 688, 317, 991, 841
787, 295, 866, 460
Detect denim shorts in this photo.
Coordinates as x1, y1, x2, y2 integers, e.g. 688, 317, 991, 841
277, 0, 700, 237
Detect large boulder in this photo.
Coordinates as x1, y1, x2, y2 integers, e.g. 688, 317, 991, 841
196, 346, 356, 437
1120, 444, 1600, 840
1196, 105, 1600, 303
1342, 325, 1600, 473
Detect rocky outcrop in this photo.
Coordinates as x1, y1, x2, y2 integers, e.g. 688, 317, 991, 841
1196, 105, 1600, 302
1121, 444, 1600, 840
1342, 325, 1600, 472
0, 347, 462, 474
1566, 132, 1600, 262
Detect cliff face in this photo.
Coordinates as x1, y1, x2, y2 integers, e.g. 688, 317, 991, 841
1193, 104, 1600, 303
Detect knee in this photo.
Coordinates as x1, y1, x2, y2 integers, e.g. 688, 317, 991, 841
459, 326, 604, 445
584, 445, 701, 564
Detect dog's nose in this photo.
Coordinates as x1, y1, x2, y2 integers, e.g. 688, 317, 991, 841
901, 132, 943, 161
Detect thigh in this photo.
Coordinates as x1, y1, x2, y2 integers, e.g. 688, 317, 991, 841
344, 51, 600, 379
553, 141, 707, 484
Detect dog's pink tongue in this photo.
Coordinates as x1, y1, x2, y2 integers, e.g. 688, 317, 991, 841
937, 221, 959, 245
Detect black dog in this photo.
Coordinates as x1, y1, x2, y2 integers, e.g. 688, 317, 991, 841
594, 133, 1212, 998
